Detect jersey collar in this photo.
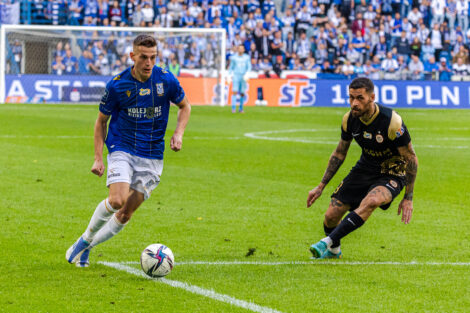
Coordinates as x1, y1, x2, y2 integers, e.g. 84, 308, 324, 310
359, 103, 380, 125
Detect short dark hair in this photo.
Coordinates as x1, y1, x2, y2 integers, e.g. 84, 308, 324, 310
349, 77, 374, 93
133, 34, 157, 48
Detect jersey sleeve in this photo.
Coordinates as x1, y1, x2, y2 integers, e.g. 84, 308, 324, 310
99, 80, 118, 115
168, 72, 186, 104
388, 111, 411, 147
341, 111, 353, 141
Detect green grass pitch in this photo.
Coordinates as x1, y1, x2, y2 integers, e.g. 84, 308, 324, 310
0, 103, 469, 313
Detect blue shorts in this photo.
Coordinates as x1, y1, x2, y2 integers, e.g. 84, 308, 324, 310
232, 77, 247, 94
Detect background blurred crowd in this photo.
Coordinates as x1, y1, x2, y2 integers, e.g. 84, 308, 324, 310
7, 0, 470, 80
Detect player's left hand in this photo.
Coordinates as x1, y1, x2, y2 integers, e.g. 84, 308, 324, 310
398, 199, 413, 224
170, 133, 183, 151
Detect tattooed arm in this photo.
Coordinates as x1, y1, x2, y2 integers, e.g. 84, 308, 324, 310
397, 142, 418, 224
307, 139, 351, 208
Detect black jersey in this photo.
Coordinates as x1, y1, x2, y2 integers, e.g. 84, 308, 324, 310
341, 103, 411, 177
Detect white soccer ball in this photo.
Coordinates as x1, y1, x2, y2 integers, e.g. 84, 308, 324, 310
140, 244, 174, 278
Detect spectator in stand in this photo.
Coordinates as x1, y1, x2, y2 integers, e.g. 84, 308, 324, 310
364, 5, 377, 22
354, 61, 367, 77
315, 42, 329, 65
390, 12, 403, 48
351, 30, 367, 63
346, 44, 361, 64
98, 0, 110, 23
321, 59, 336, 73
419, 38, 434, 64
417, 22, 430, 44
132, 4, 143, 26
408, 54, 424, 80
429, 23, 443, 60
396, 54, 409, 79
457, 0, 469, 33
452, 56, 468, 79
109, 0, 122, 24
409, 36, 422, 57
365, 57, 381, 79
381, 51, 399, 79
141, 2, 154, 26
185, 54, 199, 69
439, 57, 453, 80
52, 55, 66, 75
54, 41, 66, 59
78, 49, 92, 74
407, 6, 422, 26
341, 59, 355, 77
273, 55, 285, 77
431, 0, 446, 25
63, 48, 78, 74
259, 56, 273, 77
168, 57, 180, 77
84, 0, 99, 23
111, 58, 125, 76
296, 6, 311, 35
296, 32, 311, 63
423, 56, 439, 80
281, 9, 296, 38
371, 35, 388, 61
452, 44, 469, 63
446, 0, 457, 30
290, 56, 304, 70
351, 12, 366, 35
68, 0, 84, 25
395, 31, 411, 63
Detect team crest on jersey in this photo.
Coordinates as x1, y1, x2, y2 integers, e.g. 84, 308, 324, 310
126, 90, 131, 97
396, 126, 405, 138
113, 75, 121, 80
161, 69, 168, 74
389, 180, 398, 188
139, 88, 150, 96
376, 134, 383, 143
363, 132, 372, 139
156, 83, 164, 96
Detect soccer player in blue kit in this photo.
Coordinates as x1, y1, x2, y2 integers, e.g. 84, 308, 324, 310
229, 44, 251, 113
66, 34, 191, 267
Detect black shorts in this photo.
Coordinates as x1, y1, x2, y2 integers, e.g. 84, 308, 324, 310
331, 167, 405, 211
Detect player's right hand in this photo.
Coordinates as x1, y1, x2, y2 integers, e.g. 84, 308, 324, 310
91, 159, 105, 177
307, 186, 323, 208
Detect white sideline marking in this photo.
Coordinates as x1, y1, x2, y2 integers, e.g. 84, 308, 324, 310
118, 260, 470, 266
244, 129, 470, 149
99, 261, 285, 313
0, 135, 89, 139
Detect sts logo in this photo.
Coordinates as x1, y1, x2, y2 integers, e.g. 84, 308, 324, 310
279, 80, 316, 106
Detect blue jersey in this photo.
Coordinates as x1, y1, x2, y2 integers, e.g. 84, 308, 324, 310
229, 53, 252, 78
99, 66, 185, 160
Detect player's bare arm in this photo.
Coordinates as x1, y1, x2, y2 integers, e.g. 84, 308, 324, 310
307, 139, 352, 207
91, 112, 110, 176
397, 142, 418, 224
170, 96, 191, 152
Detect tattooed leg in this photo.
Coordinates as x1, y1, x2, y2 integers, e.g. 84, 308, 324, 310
324, 197, 351, 228
355, 186, 392, 221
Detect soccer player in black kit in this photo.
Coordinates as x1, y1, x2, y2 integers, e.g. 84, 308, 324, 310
307, 77, 418, 259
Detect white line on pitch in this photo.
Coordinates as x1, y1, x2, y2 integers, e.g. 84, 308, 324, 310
99, 261, 285, 313
118, 260, 470, 266
243, 129, 469, 149
0, 135, 90, 139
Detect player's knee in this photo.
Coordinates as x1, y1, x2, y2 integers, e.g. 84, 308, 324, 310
115, 210, 132, 224
324, 211, 341, 226
108, 196, 125, 210
361, 196, 381, 210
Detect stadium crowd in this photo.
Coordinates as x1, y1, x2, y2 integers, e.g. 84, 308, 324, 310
8, 0, 470, 80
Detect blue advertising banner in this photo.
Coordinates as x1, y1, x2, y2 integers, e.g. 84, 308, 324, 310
5, 74, 470, 108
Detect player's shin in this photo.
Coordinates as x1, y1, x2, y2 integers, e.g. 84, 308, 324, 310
82, 198, 118, 243
89, 214, 127, 248
231, 95, 238, 112
239, 94, 244, 112
324, 223, 340, 251
325, 211, 364, 247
